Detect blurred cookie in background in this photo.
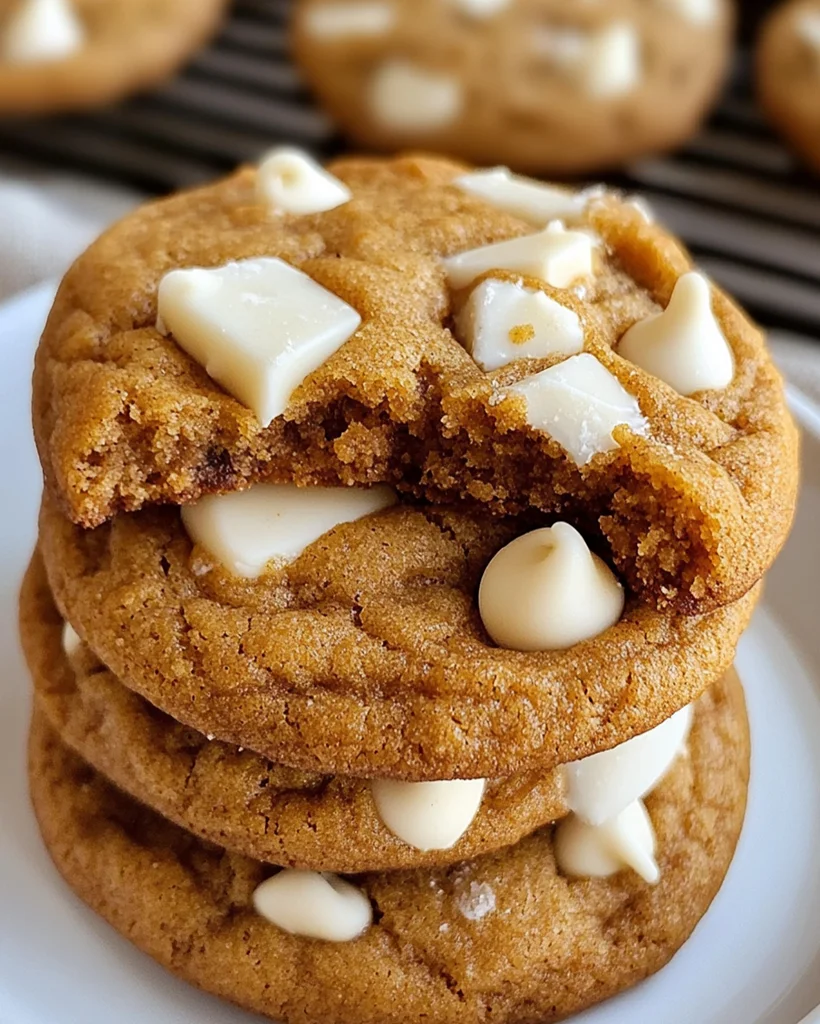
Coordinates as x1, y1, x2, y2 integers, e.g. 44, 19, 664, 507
0, 0, 229, 115
292, 0, 735, 175
757, 0, 820, 172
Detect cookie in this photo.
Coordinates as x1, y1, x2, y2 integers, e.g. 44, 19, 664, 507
32, 155, 797, 613
291, 0, 734, 174
28, 667, 750, 1024
21, 549, 573, 872
37, 491, 759, 780
757, 0, 820, 172
0, 0, 228, 115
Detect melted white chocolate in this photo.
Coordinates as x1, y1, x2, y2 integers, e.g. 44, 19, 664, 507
1, 0, 84, 63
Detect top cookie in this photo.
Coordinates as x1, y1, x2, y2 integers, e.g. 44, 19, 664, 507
0, 0, 228, 115
32, 153, 798, 612
292, 0, 734, 173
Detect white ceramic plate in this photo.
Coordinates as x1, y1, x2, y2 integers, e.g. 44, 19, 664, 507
1, 282, 820, 1024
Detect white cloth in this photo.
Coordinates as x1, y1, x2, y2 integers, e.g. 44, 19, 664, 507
0, 169, 138, 301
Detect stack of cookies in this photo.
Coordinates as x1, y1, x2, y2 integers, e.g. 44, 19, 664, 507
22, 150, 798, 1023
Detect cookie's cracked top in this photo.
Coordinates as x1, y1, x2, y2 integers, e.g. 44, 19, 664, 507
33, 154, 798, 612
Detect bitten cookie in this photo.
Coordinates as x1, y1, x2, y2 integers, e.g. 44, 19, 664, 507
21, 550, 569, 872
757, 0, 820, 171
32, 155, 797, 612
0, 0, 228, 114
37, 491, 759, 781
29, 668, 750, 1024
292, 0, 734, 173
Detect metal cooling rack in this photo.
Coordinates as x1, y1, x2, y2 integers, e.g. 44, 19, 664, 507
0, 0, 817, 336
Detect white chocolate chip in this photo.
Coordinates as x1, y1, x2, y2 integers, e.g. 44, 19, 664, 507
303, 2, 395, 38
253, 870, 372, 941
503, 353, 648, 466
655, 0, 719, 25
370, 60, 463, 132
536, 21, 641, 98
1, 0, 84, 63
478, 522, 624, 652
450, 0, 511, 18
618, 271, 734, 396
564, 704, 693, 826
443, 222, 595, 291
554, 801, 660, 883
796, 10, 820, 50
61, 620, 81, 658
181, 482, 396, 579
156, 257, 361, 427
453, 167, 587, 226
455, 278, 584, 371
370, 778, 485, 851
256, 147, 351, 216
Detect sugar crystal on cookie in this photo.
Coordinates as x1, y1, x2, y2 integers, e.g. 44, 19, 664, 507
181, 481, 396, 578
156, 256, 361, 427
503, 353, 648, 465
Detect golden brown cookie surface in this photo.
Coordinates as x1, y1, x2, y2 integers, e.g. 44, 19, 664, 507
757, 0, 820, 171
32, 155, 797, 612
0, 0, 228, 114
292, 0, 734, 173
28, 668, 749, 1024
21, 550, 569, 872
37, 493, 759, 780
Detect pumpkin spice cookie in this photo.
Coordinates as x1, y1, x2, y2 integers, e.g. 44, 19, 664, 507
29, 667, 749, 1024
757, 0, 820, 172
21, 550, 570, 872
37, 487, 759, 781
0, 0, 228, 115
291, 0, 734, 174
32, 155, 797, 613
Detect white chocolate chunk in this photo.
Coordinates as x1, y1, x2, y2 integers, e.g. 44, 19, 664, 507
370, 60, 463, 132
796, 10, 820, 50
61, 620, 81, 658
256, 147, 351, 216
453, 167, 587, 226
304, 2, 395, 38
181, 482, 396, 579
450, 0, 511, 18
564, 704, 693, 826
1, 0, 84, 64
157, 257, 361, 427
537, 21, 641, 98
456, 279, 584, 371
371, 778, 485, 851
479, 522, 624, 652
253, 870, 372, 941
554, 801, 660, 884
618, 271, 734, 396
443, 222, 595, 291
504, 353, 648, 466
655, 0, 719, 25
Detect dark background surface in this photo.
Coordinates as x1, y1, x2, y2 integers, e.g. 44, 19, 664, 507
1, 0, 817, 336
